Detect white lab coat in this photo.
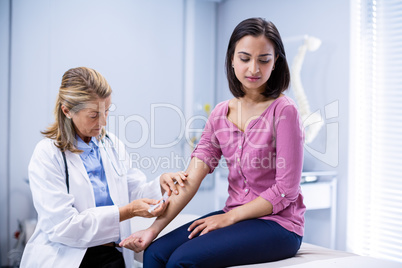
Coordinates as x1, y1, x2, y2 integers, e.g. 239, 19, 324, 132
20, 133, 161, 268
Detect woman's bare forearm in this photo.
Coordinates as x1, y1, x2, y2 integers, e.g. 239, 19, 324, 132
148, 157, 210, 235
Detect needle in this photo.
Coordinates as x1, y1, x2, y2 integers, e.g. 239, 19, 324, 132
148, 192, 169, 213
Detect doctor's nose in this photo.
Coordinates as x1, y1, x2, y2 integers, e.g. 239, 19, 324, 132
99, 113, 107, 127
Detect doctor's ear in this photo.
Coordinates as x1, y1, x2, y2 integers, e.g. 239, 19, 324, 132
61, 105, 72, 119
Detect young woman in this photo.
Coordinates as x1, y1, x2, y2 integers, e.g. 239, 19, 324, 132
20, 67, 186, 268
121, 18, 306, 267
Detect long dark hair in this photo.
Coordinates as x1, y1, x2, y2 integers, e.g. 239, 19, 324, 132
225, 18, 290, 98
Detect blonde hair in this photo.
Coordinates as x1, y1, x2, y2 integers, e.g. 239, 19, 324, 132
42, 67, 112, 153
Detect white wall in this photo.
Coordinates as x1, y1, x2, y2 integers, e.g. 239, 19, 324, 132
215, 0, 350, 250
0, 0, 11, 264
1, 0, 190, 265
180, 0, 219, 214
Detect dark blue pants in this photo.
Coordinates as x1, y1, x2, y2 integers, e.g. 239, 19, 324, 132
144, 211, 302, 268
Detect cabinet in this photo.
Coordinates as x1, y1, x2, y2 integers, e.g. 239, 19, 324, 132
300, 171, 337, 249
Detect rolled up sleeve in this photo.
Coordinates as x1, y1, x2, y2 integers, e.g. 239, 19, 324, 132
191, 109, 223, 173
259, 105, 304, 214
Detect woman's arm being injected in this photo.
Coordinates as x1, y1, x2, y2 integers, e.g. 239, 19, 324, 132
119, 157, 209, 251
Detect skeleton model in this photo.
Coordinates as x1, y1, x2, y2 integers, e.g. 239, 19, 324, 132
291, 35, 323, 144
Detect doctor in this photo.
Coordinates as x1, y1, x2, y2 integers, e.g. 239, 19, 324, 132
20, 67, 186, 268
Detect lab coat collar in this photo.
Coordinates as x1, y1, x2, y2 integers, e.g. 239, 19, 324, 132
61, 149, 96, 209
65, 135, 120, 206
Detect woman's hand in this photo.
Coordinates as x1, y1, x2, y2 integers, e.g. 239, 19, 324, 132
187, 213, 235, 239
186, 197, 273, 237
160, 171, 188, 196
119, 228, 158, 253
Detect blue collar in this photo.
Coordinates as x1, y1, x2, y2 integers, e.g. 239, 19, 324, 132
76, 136, 99, 159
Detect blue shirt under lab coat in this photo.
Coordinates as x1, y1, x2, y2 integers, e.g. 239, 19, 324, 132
76, 136, 114, 207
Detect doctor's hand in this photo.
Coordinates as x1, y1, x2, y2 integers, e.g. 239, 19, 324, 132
119, 198, 169, 222
119, 228, 158, 253
160, 171, 188, 196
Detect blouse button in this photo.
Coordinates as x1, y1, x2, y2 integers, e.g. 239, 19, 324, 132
245, 189, 249, 193
281, 193, 285, 197
238, 145, 242, 149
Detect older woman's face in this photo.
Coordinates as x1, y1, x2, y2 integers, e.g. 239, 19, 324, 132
71, 96, 111, 143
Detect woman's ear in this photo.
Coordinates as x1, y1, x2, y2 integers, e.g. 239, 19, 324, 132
61, 105, 71, 119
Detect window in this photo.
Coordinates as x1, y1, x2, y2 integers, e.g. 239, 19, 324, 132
348, 0, 402, 263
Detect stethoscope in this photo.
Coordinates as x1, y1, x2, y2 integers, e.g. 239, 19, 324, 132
62, 134, 126, 193
100, 134, 126, 177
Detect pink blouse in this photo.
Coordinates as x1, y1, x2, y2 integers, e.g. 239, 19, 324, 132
191, 96, 306, 236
